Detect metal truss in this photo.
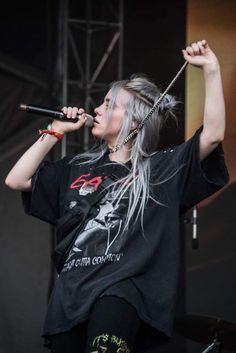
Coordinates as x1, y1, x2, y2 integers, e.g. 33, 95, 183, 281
60, 0, 124, 157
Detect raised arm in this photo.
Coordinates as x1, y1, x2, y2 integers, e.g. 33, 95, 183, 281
5, 107, 87, 191
182, 40, 225, 161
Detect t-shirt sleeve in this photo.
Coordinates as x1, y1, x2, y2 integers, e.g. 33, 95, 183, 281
176, 127, 229, 213
21, 157, 70, 225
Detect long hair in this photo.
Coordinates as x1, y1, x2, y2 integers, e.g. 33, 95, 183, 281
71, 74, 180, 233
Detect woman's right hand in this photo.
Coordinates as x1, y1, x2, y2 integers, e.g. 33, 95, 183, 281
51, 107, 88, 134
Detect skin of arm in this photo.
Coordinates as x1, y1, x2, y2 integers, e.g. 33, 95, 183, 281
5, 134, 59, 191
5, 108, 87, 191
182, 40, 225, 161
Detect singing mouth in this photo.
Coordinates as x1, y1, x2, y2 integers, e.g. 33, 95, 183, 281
93, 117, 100, 124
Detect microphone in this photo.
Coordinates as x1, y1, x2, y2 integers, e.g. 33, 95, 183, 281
19, 104, 94, 127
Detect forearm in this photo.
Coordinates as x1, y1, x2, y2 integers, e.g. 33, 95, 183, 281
5, 106, 87, 191
5, 134, 59, 191
202, 63, 225, 142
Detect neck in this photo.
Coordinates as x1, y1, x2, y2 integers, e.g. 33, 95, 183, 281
108, 144, 132, 163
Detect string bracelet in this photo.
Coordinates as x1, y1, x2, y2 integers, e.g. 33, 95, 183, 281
38, 123, 64, 141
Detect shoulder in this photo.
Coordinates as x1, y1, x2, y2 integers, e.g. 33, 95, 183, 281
149, 146, 182, 183
150, 146, 180, 165
151, 127, 203, 164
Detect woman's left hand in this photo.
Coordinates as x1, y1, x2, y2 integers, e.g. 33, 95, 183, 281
182, 40, 219, 71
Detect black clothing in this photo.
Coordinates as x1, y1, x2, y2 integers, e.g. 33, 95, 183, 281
51, 296, 141, 353
22, 128, 229, 351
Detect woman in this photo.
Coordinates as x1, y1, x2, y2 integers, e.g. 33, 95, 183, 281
5, 40, 229, 353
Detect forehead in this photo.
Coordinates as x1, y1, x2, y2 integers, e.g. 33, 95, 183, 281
106, 88, 131, 107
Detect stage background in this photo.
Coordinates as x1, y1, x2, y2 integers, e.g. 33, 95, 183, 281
0, 1, 235, 352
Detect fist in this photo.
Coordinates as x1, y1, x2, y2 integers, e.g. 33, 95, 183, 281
51, 107, 87, 134
182, 40, 219, 70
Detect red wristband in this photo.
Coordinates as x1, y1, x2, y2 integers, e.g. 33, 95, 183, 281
38, 129, 64, 141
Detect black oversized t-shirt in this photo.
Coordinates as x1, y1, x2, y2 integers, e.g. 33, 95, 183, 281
22, 128, 229, 350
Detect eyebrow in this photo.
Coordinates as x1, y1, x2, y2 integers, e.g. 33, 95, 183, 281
105, 97, 117, 108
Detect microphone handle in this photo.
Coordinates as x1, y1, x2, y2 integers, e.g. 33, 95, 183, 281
20, 104, 74, 120
19, 104, 94, 127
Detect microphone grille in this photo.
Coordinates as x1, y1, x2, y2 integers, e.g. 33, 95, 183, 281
85, 114, 94, 127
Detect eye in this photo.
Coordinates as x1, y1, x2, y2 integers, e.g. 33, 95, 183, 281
105, 101, 111, 110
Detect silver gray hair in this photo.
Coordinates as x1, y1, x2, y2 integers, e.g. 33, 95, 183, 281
71, 74, 180, 234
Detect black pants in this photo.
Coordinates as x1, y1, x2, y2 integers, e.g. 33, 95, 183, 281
51, 296, 141, 353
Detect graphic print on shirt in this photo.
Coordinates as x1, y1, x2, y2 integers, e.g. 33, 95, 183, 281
62, 172, 128, 272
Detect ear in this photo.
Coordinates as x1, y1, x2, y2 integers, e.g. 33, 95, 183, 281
131, 119, 139, 131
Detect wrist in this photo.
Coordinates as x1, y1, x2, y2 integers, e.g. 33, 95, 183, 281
203, 61, 220, 75
38, 124, 64, 141
51, 123, 67, 135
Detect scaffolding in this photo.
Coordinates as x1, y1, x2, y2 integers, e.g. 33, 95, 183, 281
59, 0, 124, 157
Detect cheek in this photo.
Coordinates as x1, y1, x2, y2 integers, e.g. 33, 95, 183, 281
90, 120, 111, 138
106, 120, 123, 136
101, 113, 122, 133
91, 112, 124, 138
109, 113, 124, 130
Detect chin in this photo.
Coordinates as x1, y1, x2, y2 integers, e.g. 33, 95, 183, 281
91, 127, 103, 139
91, 127, 115, 144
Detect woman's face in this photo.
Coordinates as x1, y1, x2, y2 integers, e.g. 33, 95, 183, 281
92, 88, 132, 145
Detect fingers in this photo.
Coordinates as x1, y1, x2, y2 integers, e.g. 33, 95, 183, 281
62, 106, 85, 119
52, 106, 89, 133
61, 107, 89, 127
182, 39, 218, 70
184, 39, 208, 57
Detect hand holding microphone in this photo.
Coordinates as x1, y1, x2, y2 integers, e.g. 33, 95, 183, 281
53, 106, 93, 134
19, 104, 94, 134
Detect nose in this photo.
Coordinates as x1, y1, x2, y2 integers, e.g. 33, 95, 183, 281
94, 104, 102, 116
94, 107, 99, 115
